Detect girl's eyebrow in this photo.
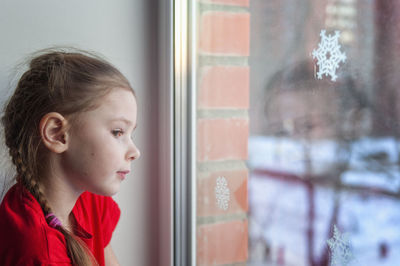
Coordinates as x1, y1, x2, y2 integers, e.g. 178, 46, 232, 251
112, 117, 137, 129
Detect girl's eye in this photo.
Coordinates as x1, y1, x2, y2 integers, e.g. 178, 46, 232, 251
111, 129, 124, 137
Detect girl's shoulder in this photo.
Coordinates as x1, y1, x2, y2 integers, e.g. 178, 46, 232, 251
0, 183, 71, 264
0, 182, 46, 232
0, 184, 70, 265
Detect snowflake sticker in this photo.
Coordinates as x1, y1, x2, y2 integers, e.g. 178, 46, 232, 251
327, 225, 354, 266
215, 176, 230, 210
312, 30, 347, 81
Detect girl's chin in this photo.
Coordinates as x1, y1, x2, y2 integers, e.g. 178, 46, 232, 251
88, 184, 121, 197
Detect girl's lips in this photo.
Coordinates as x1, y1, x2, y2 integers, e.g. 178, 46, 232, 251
117, 170, 130, 180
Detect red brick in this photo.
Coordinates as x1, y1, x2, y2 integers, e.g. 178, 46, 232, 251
197, 118, 248, 162
199, 12, 250, 55
199, 66, 249, 109
197, 169, 248, 217
201, 0, 249, 7
197, 220, 248, 265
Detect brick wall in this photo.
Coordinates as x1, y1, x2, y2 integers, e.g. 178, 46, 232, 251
196, 1, 250, 265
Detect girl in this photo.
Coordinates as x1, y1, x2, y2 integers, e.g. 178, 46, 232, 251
0, 49, 141, 265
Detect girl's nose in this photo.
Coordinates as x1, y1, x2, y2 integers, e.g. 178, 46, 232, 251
127, 143, 141, 161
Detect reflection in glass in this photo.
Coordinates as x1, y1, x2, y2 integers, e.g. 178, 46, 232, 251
248, 1, 400, 265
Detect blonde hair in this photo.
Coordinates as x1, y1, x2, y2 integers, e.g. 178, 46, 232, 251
2, 48, 134, 265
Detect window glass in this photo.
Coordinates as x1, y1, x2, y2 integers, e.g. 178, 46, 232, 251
248, 1, 400, 265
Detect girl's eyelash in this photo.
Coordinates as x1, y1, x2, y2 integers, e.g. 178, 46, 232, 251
111, 129, 124, 137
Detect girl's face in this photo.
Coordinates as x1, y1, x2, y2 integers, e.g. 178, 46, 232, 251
265, 89, 339, 139
60, 88, 140, 196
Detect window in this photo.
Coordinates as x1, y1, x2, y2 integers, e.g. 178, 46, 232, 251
177, 0, 400, 265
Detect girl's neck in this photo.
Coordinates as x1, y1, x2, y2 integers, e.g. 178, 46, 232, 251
41, 167, 84, 232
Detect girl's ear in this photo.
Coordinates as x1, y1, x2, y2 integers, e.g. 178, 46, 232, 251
39, 112, 69, 153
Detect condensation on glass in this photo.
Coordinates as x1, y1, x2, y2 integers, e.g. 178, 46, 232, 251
248, 1, 400, 266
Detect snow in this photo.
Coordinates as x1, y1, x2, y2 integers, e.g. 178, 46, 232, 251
248, 136, 400, 265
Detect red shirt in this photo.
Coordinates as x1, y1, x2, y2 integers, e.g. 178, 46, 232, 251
0, 182, 120, 265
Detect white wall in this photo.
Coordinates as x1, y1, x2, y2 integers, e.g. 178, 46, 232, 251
0, 1, 170, 265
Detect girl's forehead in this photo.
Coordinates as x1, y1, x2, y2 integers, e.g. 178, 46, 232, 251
98, 89, 136, 110
101, 88, 135, 103
73, 89, 137, 124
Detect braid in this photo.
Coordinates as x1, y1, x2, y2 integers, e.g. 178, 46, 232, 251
14, 148, 51, 214
9, 147, 96, 266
